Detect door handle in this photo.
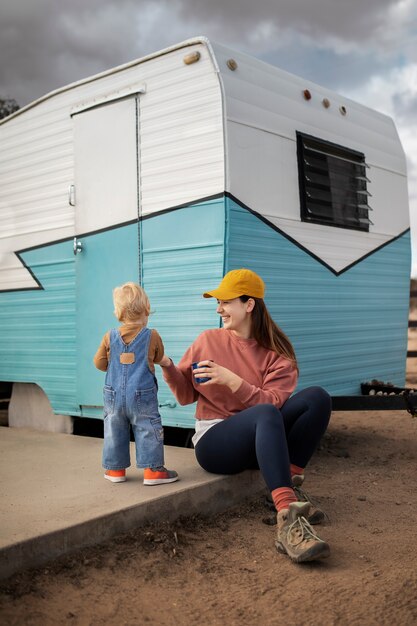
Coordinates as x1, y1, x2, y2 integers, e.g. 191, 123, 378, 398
158, 401, 177, 409
73, 237, 83, 255
68, 184, 76, 206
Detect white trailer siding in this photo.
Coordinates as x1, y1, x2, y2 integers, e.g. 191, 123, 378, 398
0, 106, 74, 290
0, 40, 224, 291
211, 42, 409, 274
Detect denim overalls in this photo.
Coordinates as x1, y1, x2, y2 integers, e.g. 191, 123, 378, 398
102, 327, 165, 470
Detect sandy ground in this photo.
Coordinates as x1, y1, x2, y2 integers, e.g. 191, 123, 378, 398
1, 409, 416, 626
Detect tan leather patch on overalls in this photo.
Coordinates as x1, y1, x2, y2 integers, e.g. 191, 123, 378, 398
120, 352, 135, 364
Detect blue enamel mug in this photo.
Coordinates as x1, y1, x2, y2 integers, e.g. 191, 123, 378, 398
192, 362, 210, 384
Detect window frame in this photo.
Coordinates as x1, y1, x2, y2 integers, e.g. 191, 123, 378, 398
296, 131, 372, 233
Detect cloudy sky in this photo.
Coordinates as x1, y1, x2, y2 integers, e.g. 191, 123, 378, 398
1, 0, 417, 275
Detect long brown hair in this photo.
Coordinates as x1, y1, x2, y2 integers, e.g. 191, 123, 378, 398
240, 296, 298, 370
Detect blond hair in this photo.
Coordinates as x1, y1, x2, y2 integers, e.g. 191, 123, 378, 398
113, 282, 151, 323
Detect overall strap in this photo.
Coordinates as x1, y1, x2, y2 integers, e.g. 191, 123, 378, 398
109, 329, 130, 363
128, 326, 150, 348
109, 328, 124, 348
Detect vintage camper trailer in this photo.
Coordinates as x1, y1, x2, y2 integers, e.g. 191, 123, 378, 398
0, 37, 411, 429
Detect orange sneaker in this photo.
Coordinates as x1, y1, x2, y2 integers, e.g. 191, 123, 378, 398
104, 469, 126, 483
143, 466, 179, 485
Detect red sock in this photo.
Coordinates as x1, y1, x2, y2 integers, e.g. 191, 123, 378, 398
271, 487, 297, 512
290, 464, 304, 478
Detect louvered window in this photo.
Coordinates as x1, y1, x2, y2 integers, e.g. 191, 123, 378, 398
297, 132, 372, 232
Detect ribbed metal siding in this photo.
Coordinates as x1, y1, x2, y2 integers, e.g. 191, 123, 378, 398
0, 40, 224, 292
0, 110, 74, 290
139, 48, 224, 214
142, 198, 225, 427
213, 40, 409, 274
76, 223, 141, 414
227, 199, 411, 395
0, 40, 225, 420
212, 41, 406, 174
0, 240, 77, 414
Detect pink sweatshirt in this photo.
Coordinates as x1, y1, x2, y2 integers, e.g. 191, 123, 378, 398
162, 328, 298, 420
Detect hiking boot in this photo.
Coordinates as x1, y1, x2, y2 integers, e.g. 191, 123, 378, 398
104, 469, 126, 483
143, 466, 179, 485
275, 502, 330, 563
292, 475, 327, 525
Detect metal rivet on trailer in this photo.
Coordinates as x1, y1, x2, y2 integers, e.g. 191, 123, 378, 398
339, 105, 347, 116
322, 98, 330, 108
227, 58, 238, 71
303, 89, 312, 101
183, 51, 201, 65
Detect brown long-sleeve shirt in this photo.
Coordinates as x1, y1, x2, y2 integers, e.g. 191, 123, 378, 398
93, 324, 165, 373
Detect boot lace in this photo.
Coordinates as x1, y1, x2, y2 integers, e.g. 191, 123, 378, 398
287, 515, 323, 547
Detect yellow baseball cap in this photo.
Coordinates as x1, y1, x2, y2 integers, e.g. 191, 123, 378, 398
203, 269, 265, 299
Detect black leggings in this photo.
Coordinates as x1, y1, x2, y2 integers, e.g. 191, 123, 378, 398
194, 386, 331, 492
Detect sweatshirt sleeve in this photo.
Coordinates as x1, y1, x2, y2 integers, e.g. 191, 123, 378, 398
233, 357, 298, 409
93, 332, 110, 372
161, 343, 199, 406
150, 329, 165, 364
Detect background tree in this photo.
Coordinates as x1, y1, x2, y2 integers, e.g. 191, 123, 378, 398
0, 97, 19, 120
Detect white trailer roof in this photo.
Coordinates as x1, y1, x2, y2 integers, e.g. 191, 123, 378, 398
0, 37, 409, 283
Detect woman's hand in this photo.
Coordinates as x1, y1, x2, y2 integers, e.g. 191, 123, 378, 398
159, 355, 172, 368
193, 360, 242, 393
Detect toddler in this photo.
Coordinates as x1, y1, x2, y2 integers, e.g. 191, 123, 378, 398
93, 282, 178, 485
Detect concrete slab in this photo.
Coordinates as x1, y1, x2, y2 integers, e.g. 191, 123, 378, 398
0, 427, 263, 580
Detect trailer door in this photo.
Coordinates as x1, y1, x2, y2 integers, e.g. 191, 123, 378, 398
72, 97, 141, 413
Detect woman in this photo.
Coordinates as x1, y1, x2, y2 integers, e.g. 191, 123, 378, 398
159, 268, 331, 563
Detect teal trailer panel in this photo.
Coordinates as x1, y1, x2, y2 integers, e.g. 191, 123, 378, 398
0, 193, 411, 422
227, 197, 411, 395
76, 222, 140, 416
141, 198, 225, 427
0, 198, 225, 425
0, 240, 77, 414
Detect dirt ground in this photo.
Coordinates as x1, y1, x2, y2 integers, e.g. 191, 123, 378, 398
1, 410, 416, 626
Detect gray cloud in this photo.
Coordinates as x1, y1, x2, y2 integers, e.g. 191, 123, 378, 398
177, 0, 387, 38
0, 0, 182, 105
393, 90, 417, 123
1, 0, 416, 106
174, 0, 415, 57
1, 0, 417, 274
